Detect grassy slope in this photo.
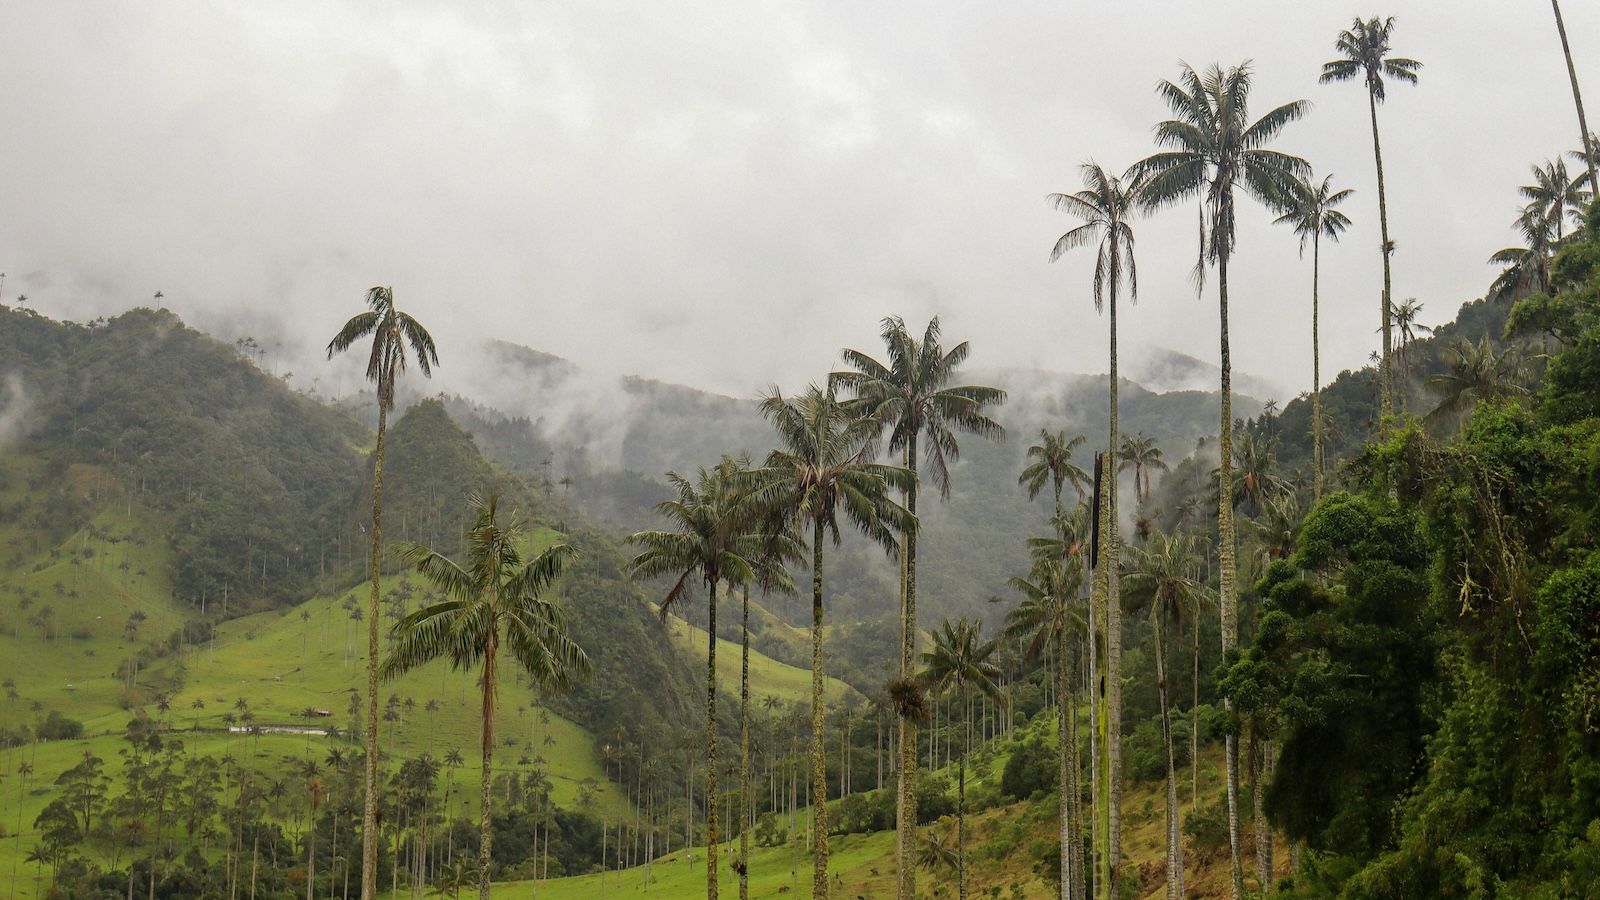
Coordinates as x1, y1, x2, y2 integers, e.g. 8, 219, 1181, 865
0, 460, 635, 896
0, 454, 884, 897
660, 609, 858, 708
464, 721, 1290, 900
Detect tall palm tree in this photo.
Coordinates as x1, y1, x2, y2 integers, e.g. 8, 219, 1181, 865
326, 285, 438, 899
1137, 61, 1308, 899
831, 316, 1005, 900
1489, 206, 1559, 304
1123, 532, 1209, 900
1273, 174, 1353, 499
1048, 160, 1142, 893
1117, 432, 1169, 506
381, 493, 587, 900
628, 467, 763, 900
1552, 1, 1599, 194
1425, 335, 1529, 432
1321, 16, 1421, 421
717, 455, 802, 900
919, 617, 1002, 900
1005, 504, 1089, 900
757, 385, 911, 899
1521, 157, 1591, 243
1019, 429, 1091, 511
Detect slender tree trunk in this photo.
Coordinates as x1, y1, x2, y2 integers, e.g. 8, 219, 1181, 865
1191, 622, 1200, 810
1367, 86, 1396, 422
1058, 633, 1073, 900
1087, 570, 1102, 900
1218, 248, 1245, 900
1253, 732, 1274, 888
740, 586, 752, 900
1106, 273, 1123, 895
478, 643, 497, 900
1312, 232, 1325, 500
705, 580, 720, 900
896, 435, 920, 900
1153, 624, 1183, 900
957, 687, 968, 900
308, 807, 318, 900
1553, 0, 1599, 198
811, 518, 830, 899
361, 402, 387, 900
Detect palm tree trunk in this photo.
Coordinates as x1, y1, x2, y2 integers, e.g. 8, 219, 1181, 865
1252, 732, 1274, 888
957, 686, 968, 900
1368, 86, 1396, 422
1191, 622, 1200, 811
896, 433, 920, 900
307, 810, 317, 900
705, 579, 721, 900
1153, 624, 1182, 899
1312, 231, 1325, 501
1106, 272, 1123, 895
1087, 578, 1101, 900
1553, 0, 1600, 196
1058, 632, 1072, 900
1218, 248, 1245, 900
811, 518, 830, 899
361, 402, 387, 900
478, 644, 496, 900
740, 586, 752, 900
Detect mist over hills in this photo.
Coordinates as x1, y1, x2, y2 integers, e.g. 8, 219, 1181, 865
0, 301, 1263, 680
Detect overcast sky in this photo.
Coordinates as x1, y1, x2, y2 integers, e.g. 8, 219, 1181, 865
2, 1, 1594, 402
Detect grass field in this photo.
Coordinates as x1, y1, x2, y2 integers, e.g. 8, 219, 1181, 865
661, 608, 859, 709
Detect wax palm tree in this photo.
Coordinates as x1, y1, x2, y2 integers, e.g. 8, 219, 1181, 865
1244, 491, 1304, 568
326, 285, 438, 898
1569, 132, 1599, 191
1117, 433, 1169, 506
628, 467, 764, 900
1425, 335, 1529, 432
1392, 298, 1432, 378
1048, 160, 1144, 892
1489, 206, 1559, 304
1137, 60, 1307, 898
919, 617, 1002, 900
1522, 157, 1591, 242
717, 455, 803, 900
1273, 173, 1353, 499
1123, 531, 1209, 899
380, 493, 587, 900
757, 385, 910, 899
1005, 507, 1088, 900
1221, 432, 1287, 518
1551, 1, 1598, 193
831, 316, 1004, 900
1321, 16, 1421, 421
1019, 429, 1091, 511
914, 823, 959, 875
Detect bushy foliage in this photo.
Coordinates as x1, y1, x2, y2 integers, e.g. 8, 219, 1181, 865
999, 734, 1054, 801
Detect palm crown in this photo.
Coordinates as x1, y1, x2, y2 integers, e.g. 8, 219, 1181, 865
326, 285, 439, 410
1019, 429, 1091, 506
1138, 62, 1310, 275
757, 385, 912, 553
1048, 162, 1142, 310
1273, 174, 1354, 255
832, 316, 1006, 499
919, 618, 1002, 703
627, 465, 764, 616
380, 493, 588, 689
1319, 16, 1422, 101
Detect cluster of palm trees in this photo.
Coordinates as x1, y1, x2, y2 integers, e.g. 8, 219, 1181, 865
301, 6, 1600, 899
1039, 20, 1408, 893
625, 315, 1006, 900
